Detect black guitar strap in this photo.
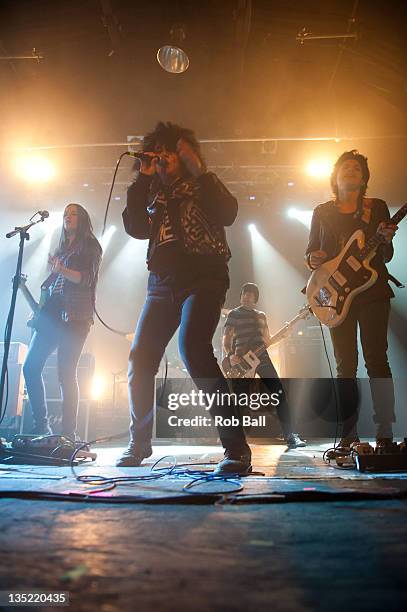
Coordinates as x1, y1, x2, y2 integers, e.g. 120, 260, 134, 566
388, 273, 405, 289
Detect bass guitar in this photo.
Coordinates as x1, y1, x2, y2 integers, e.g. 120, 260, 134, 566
17, 274, 51, 328
222, 305, 312, 378
306, 203, 407, 328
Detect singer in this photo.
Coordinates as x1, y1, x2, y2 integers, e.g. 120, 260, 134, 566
117, 121, 252, 474
23, 204, 102, 439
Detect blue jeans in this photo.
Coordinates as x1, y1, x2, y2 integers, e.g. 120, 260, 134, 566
23, 317, 90, 438
127, 272, 249, 453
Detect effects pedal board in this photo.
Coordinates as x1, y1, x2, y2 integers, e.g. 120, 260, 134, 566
0, 434, 96, 465
335, 439, 407, 472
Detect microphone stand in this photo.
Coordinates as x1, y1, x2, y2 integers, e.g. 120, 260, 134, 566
0, 213, 48, 424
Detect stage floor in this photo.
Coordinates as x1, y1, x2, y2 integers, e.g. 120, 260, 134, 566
1, 440, 407, 502
1, 440, 406, 611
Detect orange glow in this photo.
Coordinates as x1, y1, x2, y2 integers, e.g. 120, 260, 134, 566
91, 373, 108, 400
305, 159, 333, 179
14, 153, 56, 183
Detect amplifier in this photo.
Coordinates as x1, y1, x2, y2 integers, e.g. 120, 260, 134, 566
0, 342, 28, 365
279, 336, 332, 377
0, 363, 26, 418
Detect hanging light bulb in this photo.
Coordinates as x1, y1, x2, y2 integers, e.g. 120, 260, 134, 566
157, 24, 189, 74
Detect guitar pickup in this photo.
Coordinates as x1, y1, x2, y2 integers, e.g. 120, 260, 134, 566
346, 256, 362, 271
331, 270, 347, 286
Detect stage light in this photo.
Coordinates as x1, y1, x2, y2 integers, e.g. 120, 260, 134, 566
157, 23, 189, 73
287, 181, 295, 187
249, 195, 256, 201
157, 45, 189, 73
100, 225, 117, 252
286, 208, 313, 228
306, 159, 332, 179
248, 223, 257, 232
14, 153, 56, 183
91, 373, 108, 401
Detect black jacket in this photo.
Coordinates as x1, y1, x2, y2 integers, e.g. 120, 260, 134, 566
305, 198, 394, 302
123, 172, 237, 268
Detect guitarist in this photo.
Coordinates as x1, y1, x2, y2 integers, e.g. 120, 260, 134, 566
22, 204, 102, 440
223, 283, 306, 448
305, 150, 398, 450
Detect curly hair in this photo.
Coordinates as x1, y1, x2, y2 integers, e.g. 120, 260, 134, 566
142, 121, 205, 179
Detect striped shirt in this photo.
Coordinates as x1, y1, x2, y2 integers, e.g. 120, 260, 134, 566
225, 306, 267, 356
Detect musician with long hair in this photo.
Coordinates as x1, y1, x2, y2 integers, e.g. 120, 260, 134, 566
305, 150, 397, 450
23, 203, 102, 440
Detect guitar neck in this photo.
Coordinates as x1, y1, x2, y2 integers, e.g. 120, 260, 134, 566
19, 284, 39, 312
251, 308, 311, 358
360, 203, 407, 260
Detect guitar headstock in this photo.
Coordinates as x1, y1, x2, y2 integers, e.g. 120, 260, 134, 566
299, 304, 313, 320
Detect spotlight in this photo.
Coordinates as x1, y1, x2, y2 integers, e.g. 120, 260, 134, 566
286, 208, 313, 228
248, 195, 256, 201
14, 153, 56, 183
287, 180, 295, 187
100, 225, 117, 251
91, 373, 108, 401
306, 159, 332, 179
248, 223, 256, 232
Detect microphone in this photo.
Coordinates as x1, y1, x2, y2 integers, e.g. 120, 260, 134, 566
126, 151, 159, 162
38, 210, 49, 219
126, 152, 168, 167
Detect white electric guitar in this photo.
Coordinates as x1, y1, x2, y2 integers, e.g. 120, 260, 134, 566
306, 203, 407, 328
222, 305, 312, 378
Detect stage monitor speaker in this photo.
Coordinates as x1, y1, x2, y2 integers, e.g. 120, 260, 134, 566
0, 344, 28, 437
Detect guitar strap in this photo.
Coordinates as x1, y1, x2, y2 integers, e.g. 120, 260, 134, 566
388, 274, 405, 289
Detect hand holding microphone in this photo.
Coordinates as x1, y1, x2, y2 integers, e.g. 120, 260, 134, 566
127, 152, 165, 176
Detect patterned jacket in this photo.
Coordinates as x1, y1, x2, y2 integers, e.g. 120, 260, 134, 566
122, 172, 237, 267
